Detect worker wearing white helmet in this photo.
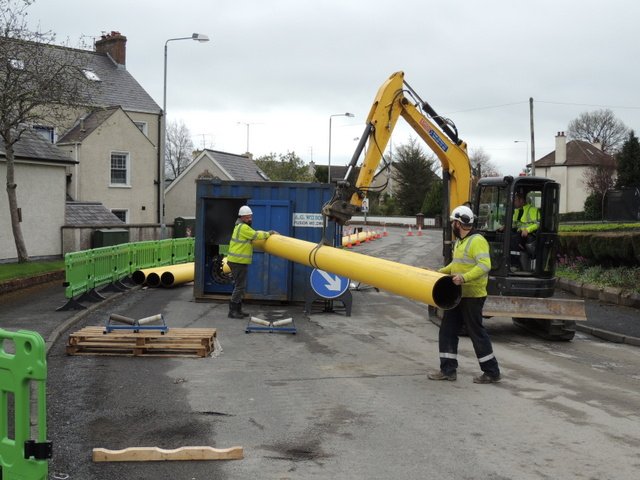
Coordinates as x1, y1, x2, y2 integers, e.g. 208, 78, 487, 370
428, 204, 502, 384
226, 205, 278, 319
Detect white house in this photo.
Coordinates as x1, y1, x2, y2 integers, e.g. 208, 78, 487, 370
0, 130, 75, 261
165, 149, 269, 222
534, 132, 616, 213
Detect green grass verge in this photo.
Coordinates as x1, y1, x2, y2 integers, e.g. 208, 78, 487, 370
0, 260, 64, 282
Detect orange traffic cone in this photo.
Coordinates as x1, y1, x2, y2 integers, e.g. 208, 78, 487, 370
383, 225, 388, 237
417, 225, 423, 236
365, 228, 371, 242
407, 225, 413, 236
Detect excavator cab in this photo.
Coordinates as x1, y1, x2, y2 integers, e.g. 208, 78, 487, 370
473, 175, 580, 341
474, 175, 561, 298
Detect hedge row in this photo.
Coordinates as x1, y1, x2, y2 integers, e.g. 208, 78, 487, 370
558, 232, 640, 265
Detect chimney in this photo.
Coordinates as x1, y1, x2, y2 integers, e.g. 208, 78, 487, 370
95, 31, 127, 66
555, 131, 567, 164
592, 138, 602, 150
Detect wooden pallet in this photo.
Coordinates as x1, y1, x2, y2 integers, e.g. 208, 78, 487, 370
66, 327, 217, 358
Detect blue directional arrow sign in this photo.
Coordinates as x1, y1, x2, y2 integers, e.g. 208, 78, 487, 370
310, 268, 349, 299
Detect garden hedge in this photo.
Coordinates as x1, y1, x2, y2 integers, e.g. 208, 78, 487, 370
558, 232, 640, 265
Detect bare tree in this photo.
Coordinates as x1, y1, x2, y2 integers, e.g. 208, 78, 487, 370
469, 147, 501, 178
1, 0, 92, 262
165, 120, 195, 181
567, 109, 629, 154
583, 165, 616, 197
468, 147, 500, 192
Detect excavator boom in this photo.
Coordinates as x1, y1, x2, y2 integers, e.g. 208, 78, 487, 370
322, 71, 472, 225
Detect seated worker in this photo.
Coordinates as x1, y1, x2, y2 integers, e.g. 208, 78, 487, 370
510, 191, 540, 270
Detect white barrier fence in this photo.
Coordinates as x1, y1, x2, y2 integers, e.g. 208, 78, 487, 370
350, 215, 437, 227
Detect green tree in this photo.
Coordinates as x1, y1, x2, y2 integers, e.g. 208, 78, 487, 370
314, 165, 328, 183
615, 130, 640, 188
422, 179, 443, 217
254, 151, 313, 181
1, 0, 92, 262
393, 137, 438, 216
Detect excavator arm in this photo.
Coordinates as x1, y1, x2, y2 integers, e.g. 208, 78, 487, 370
322, 71, 472, 225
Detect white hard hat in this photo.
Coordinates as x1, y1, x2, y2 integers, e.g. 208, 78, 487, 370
238, 205, 253, 216
450, 205, 474, 225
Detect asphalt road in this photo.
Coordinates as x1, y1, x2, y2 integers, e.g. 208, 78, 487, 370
2, 227, 640, 479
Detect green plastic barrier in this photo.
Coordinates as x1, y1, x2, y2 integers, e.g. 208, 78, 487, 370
172, 238, 193, 264
63, 251, 92, 299
91, 246, 115, 289
0, 329, 50, 480
131, 240, 159, 271
60, 239, 196, 308
157, 240, 173, 266
112, 244, 132, 281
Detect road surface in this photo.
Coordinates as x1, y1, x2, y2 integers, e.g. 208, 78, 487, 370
43, 227, 640, 479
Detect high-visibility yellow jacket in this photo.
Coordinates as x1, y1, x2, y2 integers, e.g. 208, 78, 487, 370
438, 232, 491, 298
227, 221, 270, 265
513, 204, 540, 234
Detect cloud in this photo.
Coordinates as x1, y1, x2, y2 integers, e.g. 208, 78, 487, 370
28, 0, 640, 175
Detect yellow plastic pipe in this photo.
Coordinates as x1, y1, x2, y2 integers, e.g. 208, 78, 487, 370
342, 230, 379, 247
222, 257, 231, 275
160, 262, 195, 288
254, 236, 460, 310
131, 266, 167, 285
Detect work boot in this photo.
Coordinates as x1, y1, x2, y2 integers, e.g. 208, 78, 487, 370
473, 373, 502, 384
237, 302, 250, 318
228, 302, 245, 319
427, 371, 457, 381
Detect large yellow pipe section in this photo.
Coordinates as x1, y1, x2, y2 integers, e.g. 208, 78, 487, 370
254, 236, 460, 310
160, 262, 195, 288
132, 266, 167, 285
132, 263, 194, 287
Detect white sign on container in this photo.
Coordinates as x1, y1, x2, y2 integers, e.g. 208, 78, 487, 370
292, 213, 324, 227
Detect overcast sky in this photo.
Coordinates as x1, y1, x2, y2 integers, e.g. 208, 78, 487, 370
27, 0, 640, 176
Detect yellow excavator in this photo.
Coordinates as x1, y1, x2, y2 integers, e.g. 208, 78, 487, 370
322, 71, 586, 340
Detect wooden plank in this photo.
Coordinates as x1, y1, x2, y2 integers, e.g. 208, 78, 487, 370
92, 446, 244, 462
66, 327, 216, 357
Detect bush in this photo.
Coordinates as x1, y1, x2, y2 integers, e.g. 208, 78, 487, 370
583, 192, 603, 220
558, 232, 640, 266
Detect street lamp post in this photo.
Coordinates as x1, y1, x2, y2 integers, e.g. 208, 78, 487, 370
328, 112, 354, 183
514, 140, 529, 175
160, 33, 209, 238
237, 122, 261, 154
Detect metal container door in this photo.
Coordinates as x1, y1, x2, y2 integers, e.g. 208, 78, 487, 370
245, 200, 292, 300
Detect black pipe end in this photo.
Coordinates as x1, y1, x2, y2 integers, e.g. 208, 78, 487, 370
432, 275, 462, 310
131, 270, 146, 285
160, 271, 175, 288
146, 272, 161, 288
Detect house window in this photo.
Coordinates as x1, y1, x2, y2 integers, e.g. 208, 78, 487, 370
134, 121, 148, 136
82, 69, 101, 81
9, 58, 24, 70
110, 152, 130, 186
111, 209, 128, 222
33, 125, 55, 143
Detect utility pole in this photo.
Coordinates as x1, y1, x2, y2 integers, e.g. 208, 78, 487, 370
529, 97, 536, 176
